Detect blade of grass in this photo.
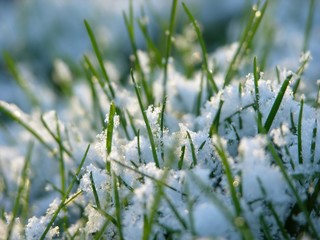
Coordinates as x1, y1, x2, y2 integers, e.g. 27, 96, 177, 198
297, 98, 304, 164
302, 0, 316, 52
160, 97, 167, 163
83, 60, 105, 129
257, 121, 320, 238
123, 2, 153, 104
90, 172, 101, 209
224, 0, 268, 87
3, 52, 39, 107
213, 137, 254, 239
40, 114, 73, 160
106, 102, 116, 173
209, 100, 224, 136
131, 69, 160, 168
84, 20, 115, 98
310, 119, 317, 163
178, 145, 186, 170
40, 144, 90, 240
112, 173, 124, 240
253, 57, 263, 132
162, 0, 179, 101
6, 142, 33, 240
186, 131, 197, 167
182, 2, 218, 94
0, 101, 53, 153
264, 73, 292, 132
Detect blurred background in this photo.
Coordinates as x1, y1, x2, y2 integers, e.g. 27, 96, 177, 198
0, 0, 319, 110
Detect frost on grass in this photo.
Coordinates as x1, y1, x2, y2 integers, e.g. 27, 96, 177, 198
1, 2, 320, 238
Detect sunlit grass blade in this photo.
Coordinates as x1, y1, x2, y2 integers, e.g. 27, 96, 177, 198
112, 172, 124, 240
224, 0, 268, 87
6, 142, 33, 240
182, 2, 218, 94
3, 52, 39, 107
297, 98, 304, 164
40, 144, 90, 240
131, 69, 160, 168
162, 0, 179, 101
264, 73, 292, 132
84, 20, 115, 98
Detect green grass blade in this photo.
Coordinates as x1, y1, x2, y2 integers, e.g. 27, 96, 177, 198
253, 56, 263, 132
182, 2, 218, 94
178, 145, 186, 170
83, 55, 112, 101
162, 0, 179, 101
83, 60, 105, 129
40, 114, 73, 160
84, 20, 115, 98
123, 7, 153, 105
186, 131, 197, 167
302, 0, 316, 52
160, 97, 167, 162
297, 98, 304, 164
131, 69, 160, 168
213, 137, 242, 216
310, 119, 317, 163
40, 144, 90, 240
106, 102, 116, 172
257, 123, 320, 238
264, 73, 292, 132
0, 101, 53, 153
209, 100, 224, 136
3, 52, 39, 107
224, 0, 268, 87
6, 142, 33, 240
90, 172, 101, 209
112, 173, 124, 240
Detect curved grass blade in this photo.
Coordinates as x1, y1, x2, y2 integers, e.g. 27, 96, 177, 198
90, 172, 101, 209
